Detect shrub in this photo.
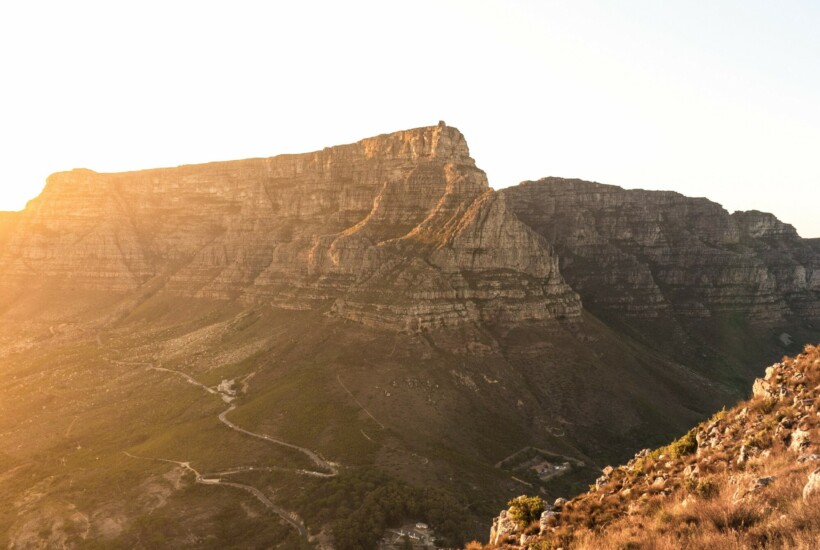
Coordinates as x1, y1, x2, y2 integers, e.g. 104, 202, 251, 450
709, 406, 728, 424
507, 495, 545, 529
684, 477, 698, 494
633, 427, 698, 472
695, 479, 719, 499
684, 476, 718, 499
666, 429, 698, 459
745, 429, 771, 449
752, 398, 778, 415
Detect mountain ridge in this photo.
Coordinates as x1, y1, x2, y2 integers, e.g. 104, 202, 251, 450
0, 124, 581, 330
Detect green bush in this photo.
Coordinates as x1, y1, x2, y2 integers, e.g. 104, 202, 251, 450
666, 428, 698, 459
696, 479, 719, 499
709, 407, 728, 424
507, 495, 545, 529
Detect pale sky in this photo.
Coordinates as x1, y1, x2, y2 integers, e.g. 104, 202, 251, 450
1, 1, 819, 236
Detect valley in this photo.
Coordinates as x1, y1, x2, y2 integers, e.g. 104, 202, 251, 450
0, 124, 817, 548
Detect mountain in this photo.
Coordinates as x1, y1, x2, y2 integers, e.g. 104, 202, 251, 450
502, 178, 820, 390
503, 178, 820, 322
484, 343, 820, 549
0, 124, 817, 548
0, 123, 579, 328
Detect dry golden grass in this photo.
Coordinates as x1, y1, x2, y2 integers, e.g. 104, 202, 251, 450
498, 344, 820, 550
570, 446, 820, 549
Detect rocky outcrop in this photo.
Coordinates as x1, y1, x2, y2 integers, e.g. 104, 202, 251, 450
487, 344, 820, 548
488, 497, 565, 546
502, 178, 820, 323
489, 510, 517, 546
0, 124, 580, 330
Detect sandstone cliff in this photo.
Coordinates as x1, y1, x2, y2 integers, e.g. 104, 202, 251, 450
0, 212, 18, 253
502, 178, 820, 323
0, 124, 580, 329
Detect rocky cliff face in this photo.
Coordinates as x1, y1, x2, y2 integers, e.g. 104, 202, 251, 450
0, 124, 580, 330
0, 212, 18, 253
502, 178, 820, 323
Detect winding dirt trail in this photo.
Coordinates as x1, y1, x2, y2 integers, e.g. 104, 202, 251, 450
106, 334, 337, 541
123, 452, 308, 538
218, 403, 338, 477
147, 365, 338, 477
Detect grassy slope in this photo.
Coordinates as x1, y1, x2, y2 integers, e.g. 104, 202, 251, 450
486, 344, 820, 549
0, 287, 814, 548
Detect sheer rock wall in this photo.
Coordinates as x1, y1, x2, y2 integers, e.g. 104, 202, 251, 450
0, 125, 581, 330
502, 178, 820, 323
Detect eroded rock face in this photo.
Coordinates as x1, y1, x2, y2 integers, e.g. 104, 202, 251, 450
0, 125, 580, 330
0, 211, 18, 242
489, 509, 518, 546
502, 178, 820, 323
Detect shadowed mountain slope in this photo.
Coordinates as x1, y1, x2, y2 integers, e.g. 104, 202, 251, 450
503, 178, 820, 392
503, 178, 820, 323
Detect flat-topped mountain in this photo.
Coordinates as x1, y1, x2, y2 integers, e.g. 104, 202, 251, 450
0, 124, 818, 548
0, 123, 579, 330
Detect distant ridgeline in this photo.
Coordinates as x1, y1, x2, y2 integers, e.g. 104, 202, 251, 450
1, 124, 818, 334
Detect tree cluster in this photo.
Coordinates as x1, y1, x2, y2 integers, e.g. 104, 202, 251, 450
295, 469, 469, 549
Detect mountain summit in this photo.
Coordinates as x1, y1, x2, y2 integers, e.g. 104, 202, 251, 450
0, 124, 580, 330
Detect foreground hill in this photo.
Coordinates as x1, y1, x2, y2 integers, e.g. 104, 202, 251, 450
0, 124, 818, 548
484, 344, 820, 549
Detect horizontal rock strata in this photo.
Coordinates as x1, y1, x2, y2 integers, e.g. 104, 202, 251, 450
502, 178, 820, 322
0, 125, 581, 330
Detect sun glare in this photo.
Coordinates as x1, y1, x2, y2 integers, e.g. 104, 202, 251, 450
0, 185, 42, 212
1, 1, 819, 234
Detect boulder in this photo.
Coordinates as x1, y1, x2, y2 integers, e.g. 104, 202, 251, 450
753, 379, 776, 399
803, 469, 820, 503
789, 429, 811, 453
